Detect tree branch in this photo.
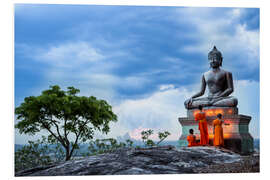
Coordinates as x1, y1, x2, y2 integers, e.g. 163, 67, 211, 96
64, 118, 68, 143
69, 118, 90, 158
40, 121, 65, 146
50, 116, 65, 145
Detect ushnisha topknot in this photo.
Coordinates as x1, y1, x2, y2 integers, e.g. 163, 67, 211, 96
208, 46, 223, 66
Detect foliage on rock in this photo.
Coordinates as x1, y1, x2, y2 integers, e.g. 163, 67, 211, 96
84, 138, 134, 156
141, 129, 171, 147
15, 136, 65, 172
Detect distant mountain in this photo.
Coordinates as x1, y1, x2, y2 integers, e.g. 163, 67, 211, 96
15, 139, 260, 154
116, 133, 144, 146
116, 132, 142, 144
116, 132, 132, 142
15, 144, 24, 152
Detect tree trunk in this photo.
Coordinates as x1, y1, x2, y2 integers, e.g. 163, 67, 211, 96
65, 145, 70, 161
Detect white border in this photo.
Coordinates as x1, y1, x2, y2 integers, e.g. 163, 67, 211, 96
2, 0, 269, 180
11, 0, 263, 7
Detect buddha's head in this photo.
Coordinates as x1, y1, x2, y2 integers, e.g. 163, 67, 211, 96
208, 46, 223, 68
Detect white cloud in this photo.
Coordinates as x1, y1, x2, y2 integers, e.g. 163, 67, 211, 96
235, 24, 259, 63
16, 40, 151, 104
15, 79, 259, 144
37, 42, 105, 68
234, 80, 260, 139
108, 85, 195, 141
107, 79, 259, 141
74, 73, 152, 104
121, 76, 151, 89
231, 8, 242, 19
159, 84, 175, 91
234, 80, 260, 114
176, 8, 259, 69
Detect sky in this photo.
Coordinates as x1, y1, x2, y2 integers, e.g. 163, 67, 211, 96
14, 4, 260, 144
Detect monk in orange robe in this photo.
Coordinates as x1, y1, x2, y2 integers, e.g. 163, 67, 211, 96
187, 129, 197, 147
195, 105, 209, 145
213, 113, 224, 147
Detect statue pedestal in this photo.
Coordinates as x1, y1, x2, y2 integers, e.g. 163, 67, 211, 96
178, 107, 254, 154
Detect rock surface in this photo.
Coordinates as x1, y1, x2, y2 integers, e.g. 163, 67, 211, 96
15, 145, 259, 176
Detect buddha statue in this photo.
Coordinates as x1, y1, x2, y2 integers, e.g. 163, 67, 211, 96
184, 46, 238, 109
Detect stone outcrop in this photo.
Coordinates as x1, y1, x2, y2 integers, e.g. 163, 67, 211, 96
15, 146, 258, 176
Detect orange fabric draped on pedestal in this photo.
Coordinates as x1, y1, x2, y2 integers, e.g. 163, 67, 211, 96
195, 112, 209, 145
213, 118, 224, 147
187, 135, 197, 147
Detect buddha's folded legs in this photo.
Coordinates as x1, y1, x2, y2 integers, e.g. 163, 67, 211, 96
185, 96, 238, 109
212, 96, 238, 107
184, 97, 211, 109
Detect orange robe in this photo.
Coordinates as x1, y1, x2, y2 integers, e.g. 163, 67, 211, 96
213, 119, 224, 147
195, 112, 209, 145
187, 134, 197, 147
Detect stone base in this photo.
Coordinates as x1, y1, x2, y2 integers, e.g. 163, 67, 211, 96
178, 107, 254, 154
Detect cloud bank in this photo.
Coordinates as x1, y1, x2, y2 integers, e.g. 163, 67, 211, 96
15, 5, 260, 143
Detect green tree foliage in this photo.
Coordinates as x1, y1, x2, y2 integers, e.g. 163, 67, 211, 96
85, 138, 134, 156
141, 129, 171, 147
15, 85, 117, 161
15, 139, 52, 172
141, 129, 155, 147
157, 131, 171, 145
15, 136, 66, 172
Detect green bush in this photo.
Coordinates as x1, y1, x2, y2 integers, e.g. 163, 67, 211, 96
141, 129, 171, 147
15, 136, 66, 172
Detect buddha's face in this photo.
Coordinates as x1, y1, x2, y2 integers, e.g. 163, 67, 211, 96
208, 54, 222, 68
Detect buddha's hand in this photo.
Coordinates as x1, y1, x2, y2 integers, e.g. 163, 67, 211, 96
209, 99, 215, 105
209, 96, 222, 105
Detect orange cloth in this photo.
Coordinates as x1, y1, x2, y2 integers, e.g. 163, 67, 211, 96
213, 118, 224, 147
187, 134, 197, 147
195, 112, 209, 145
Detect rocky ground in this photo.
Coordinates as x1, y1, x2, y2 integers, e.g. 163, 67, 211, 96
194, 151, 259, 173
15, 145, 259, 176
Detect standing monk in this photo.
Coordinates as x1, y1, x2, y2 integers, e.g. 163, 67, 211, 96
195, 105, 209, 145
213, 113, 224, 147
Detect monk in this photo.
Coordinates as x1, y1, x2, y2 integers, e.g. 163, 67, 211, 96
187, 129, 197, 147
195, 105, 209, 145
213, 113, 224, 147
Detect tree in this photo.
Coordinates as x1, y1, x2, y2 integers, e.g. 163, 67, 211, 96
141, 129, 171, 147
15, 85, 117, 161
141, 129, 155, 147
157, 131, 171, 145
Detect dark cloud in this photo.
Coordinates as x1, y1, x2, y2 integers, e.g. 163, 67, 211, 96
15, 5, 259, 100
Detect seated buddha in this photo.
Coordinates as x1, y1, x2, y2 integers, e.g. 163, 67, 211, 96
184, 46, 238, 109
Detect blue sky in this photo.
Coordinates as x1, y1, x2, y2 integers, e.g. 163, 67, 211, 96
14, 4, 260, 143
